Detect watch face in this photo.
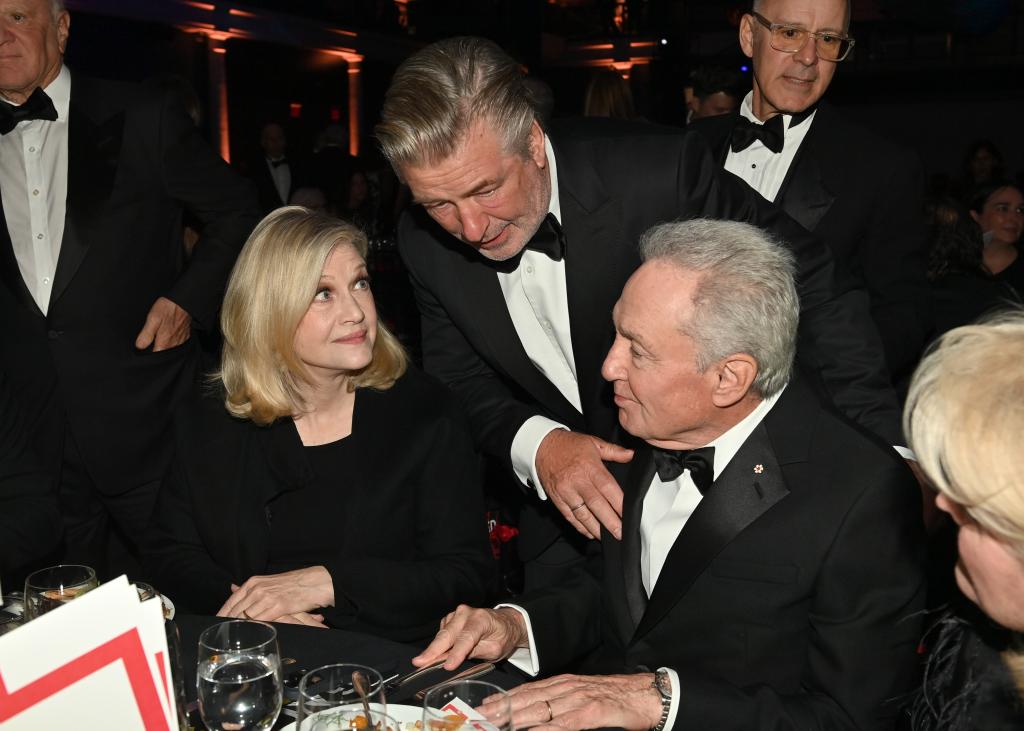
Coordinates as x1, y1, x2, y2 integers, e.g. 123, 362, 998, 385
655, 670, 672, 698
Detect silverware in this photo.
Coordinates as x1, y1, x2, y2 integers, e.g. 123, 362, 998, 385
384, 659, 447, 691
414, 662, 496, 701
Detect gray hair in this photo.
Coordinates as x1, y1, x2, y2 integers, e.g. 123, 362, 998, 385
375, 36, 535, 172
750, 0, 850, 28
639, 219, 799, 398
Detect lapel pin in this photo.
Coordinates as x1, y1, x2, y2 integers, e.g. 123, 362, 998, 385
753, 464, 764, 474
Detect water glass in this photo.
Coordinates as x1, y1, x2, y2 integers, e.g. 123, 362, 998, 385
23, 564, 98, 620
197, 619, 283, 731
423, 680, 512, 731
295, 663, 387, 730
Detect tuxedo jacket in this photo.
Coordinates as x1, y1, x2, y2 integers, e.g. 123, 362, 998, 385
523, 378, 927, 729
144, 368, 494, 644
398, 117, 903, 557
689, 104, 931, 381
0, 75, 259, 495
0, 371, 60, 577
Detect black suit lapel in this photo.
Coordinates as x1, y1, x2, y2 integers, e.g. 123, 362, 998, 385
51, 77, 123, 307
774, 112, 835, 232
633, 420, 790, 640
614, 448, 657, 635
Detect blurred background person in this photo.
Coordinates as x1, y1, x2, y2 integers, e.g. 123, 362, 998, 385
926, 197, 1021, 340
583, 67, 636, 119
969, 181, 1024, 295
904, 310, 1024, 729
245, 121, 299, 214
145, 208, 493, 642
954, 139, 1006, 199
686, 65, 744, 122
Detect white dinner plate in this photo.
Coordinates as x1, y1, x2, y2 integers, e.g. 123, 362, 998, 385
279, 703, 423, 731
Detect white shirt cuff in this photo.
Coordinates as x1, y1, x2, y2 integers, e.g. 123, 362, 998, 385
893, 445, 916, 461
494, 603, 540, 677
660, 667, 681, 731
510, 417, 569, 501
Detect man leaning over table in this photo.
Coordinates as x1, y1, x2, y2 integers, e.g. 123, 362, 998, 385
412, 220, 926, 730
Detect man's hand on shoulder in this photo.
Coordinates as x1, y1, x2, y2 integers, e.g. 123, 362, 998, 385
536, 430, 632, 540
412, 605, 527, 671
135, 296, 192, 352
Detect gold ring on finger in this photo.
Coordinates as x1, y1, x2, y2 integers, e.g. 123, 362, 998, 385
544, 699, 554, 722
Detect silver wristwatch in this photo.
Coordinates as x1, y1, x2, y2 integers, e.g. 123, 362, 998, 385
651, 668, 672, 731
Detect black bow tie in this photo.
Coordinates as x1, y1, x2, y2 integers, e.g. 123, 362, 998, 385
730, 114, 785, 154
269, 157, 288, 168
0, 87, 58, 135
652, 446, 716, 494
525, 213, 566, 262
729, 106, 817, 155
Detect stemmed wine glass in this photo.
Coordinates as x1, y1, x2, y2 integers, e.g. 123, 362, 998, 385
422, 680, 512, 731
295, 663, 387, 730
197, 619, 283, 730
23, 564, 99, 620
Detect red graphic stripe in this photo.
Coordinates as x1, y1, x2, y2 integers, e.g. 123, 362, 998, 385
0, 628, 170, 730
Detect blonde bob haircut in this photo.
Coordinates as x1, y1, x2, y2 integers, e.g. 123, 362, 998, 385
217, 206, 407, 425
904, 308, 1024, 556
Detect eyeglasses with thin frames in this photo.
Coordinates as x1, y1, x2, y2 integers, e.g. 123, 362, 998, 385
750, 11, 856, 62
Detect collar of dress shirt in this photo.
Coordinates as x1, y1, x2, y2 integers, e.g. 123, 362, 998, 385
699, 382, 786, 480
42, 64, 71, 123
738, 91, 816, 146
544, 134, 561, 224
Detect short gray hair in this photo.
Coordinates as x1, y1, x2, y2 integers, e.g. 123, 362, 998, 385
639, 219, 799, 398
375, 37, 535, 172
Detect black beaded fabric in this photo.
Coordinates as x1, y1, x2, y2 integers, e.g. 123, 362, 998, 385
908, 604, 1024, 730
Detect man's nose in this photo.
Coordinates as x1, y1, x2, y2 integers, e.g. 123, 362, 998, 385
601, 337, 626, 382
458, 202, 489, 243
793, 34, 820, 65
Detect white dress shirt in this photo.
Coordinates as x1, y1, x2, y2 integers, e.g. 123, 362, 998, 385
503, 136, 580, 498
723, 91, 816, 204
1, 65, 71, 314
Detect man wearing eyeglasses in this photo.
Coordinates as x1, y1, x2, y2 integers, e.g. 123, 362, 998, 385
690, 0, 930, 386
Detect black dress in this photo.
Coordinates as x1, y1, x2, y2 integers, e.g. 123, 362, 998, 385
144, 367, 495, 643
908, 605, 1024, 730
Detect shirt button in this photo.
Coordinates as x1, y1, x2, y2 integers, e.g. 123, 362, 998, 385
28, 146, 35, 153
525, 265, 534, 275
751, 163, 757, 169
42, 277, 50, 285
36, 233, 43, 239
32, 189, 39, 196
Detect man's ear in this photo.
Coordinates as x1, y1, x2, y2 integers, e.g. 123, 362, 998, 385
710, 353, 758, 408
739, 14, 756, 59
528, 120, 546, 168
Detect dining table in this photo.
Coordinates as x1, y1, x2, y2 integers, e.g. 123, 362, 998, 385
177, 614, 525, 730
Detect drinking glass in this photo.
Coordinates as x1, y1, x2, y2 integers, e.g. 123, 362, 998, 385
423, 680, 512, 731
295, 664, 387, 730
23, 564, 98, 620
197, 619, 283, 731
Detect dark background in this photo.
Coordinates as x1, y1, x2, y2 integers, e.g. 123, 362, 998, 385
63, 0, 1023, 191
